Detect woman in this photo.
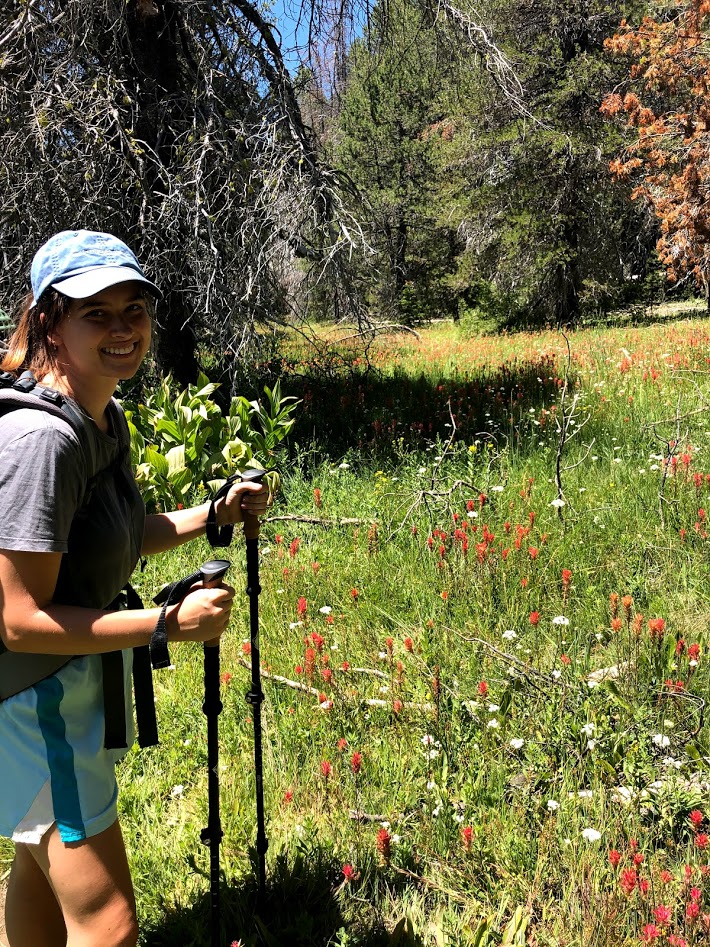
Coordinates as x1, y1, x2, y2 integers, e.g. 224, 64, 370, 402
0, 230, 269, 947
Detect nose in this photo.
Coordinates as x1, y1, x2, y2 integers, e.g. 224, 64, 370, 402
108, 312, 133, 336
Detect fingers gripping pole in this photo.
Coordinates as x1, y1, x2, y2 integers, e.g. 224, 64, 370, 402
200, 558, 230, 947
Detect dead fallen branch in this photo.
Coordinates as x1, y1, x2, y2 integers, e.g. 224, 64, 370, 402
267, 514, 363, 526
237, 659, 433, 711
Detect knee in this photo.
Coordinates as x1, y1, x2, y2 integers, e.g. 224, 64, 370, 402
68, 899, 138, 947
99, 903, 139, 947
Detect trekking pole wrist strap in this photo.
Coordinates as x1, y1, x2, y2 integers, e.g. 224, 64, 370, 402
206, 475, 238, 548
150, 570, 202, 669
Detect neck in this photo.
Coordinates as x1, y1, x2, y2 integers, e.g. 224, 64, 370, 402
40, 371, 116, 433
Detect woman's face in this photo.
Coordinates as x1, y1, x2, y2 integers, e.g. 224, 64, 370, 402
48, 281, 152, 384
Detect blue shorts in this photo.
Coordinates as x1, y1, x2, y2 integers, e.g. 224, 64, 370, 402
0, 652, 134, 844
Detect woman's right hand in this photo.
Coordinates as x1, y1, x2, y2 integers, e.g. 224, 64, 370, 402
166, 584, 235, 643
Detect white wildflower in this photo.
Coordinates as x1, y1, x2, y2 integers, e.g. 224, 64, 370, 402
652, 734, 671, 748
319, 605, 332, 615
547, 799, 560, 811
510, 738, 524, 750
552, 616, 570, 626
582, 828, 601, 843
502, 630, 517, 640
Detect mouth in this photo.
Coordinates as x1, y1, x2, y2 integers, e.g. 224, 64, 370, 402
101, 341, 140, 357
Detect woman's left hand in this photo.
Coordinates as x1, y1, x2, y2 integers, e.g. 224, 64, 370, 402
216, 480, 270, 526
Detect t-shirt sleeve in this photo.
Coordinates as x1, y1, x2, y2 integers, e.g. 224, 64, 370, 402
0, 413, 85, 554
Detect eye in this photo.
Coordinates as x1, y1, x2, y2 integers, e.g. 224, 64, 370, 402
85, 309, 107, 321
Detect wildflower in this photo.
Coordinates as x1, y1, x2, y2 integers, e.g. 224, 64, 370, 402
551, 498, 565, 508
528, 546, 539, 560
582, 828, 601, 843
297, 597, 307, 618
351, 588, 359, 600
690, 810, 704, 829
610, 592, 619, 619
441, 590, 448, 601
340, 660, 350, 671
510, 738, 524, 749
691, 887, 702, 902
654, 905, 672, 926
385, 637, 394, 655
477, 681, 489, 697
611, 617, 622, 632
689, 643, 701, 661
313, 487, 322, 508
351, 752, 362, 776
320, 760, 332, 779
697, 833, 710, 849
392, 699, 403, 714
652, 734, 671, 748
687, 901, 700, 920
319, 605, 332, 615
529, 611, 540, 626
581, 722, 596, 738
289, 538, 301, 558
620, 867, 637, 895
660, 870, 673, 884
342, 864, 355, 882
609, 849, 621, 868
171, 784, 184, 798
547, 799, 560, 811
622, 595, 633, 620
648, 618, 666, 641
560, 654, 571, 665
310, 631, 325, 652
461, 825, 473, 851
487, 719, 499, 729
283, 789, 294, 804
220, 672, 233, 684
552, 616, 570, 626
640, 924, 660, 943
241, 641, 251, 655
632, 613, 644, 636
376, 827, 392, 865
404, 636, 414, 653
502, 629, 517, 640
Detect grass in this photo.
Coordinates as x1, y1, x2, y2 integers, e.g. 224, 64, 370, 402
5, 312, 710, 945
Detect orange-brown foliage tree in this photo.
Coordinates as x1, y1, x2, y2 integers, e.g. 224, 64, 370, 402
601, 0, 710, 299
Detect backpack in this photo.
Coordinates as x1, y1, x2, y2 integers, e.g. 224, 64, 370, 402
0, 370, 158, 749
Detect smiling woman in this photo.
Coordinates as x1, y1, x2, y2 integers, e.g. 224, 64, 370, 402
0, 231, 270, 946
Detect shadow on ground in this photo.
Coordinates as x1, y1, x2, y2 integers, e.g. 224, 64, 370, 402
140, 851, 423, 947
228, 351, 569, 465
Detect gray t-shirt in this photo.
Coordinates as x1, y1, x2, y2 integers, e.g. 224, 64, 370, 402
0, 401, 145, 609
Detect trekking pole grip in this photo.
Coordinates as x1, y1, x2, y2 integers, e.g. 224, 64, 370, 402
201, 559, 231, 648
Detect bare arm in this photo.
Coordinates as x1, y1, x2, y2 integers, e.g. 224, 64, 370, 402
141, 480, 269, 555
0, 549, 234, 655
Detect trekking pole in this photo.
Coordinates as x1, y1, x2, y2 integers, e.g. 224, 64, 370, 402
199, 557, 231, 947
239, 469, 269, 899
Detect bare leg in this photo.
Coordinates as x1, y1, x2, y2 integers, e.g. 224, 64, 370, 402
5, 842, 67, 947
10, 820, 138, 947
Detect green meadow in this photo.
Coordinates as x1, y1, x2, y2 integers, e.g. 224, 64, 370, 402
5, 310, 710, 946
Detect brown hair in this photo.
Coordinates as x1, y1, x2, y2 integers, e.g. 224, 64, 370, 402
0, 289, 71, 379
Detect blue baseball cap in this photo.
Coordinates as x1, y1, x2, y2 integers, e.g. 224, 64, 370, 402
30, 230, 161, 306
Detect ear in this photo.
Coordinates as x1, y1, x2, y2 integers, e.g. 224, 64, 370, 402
39, 312, 62, 350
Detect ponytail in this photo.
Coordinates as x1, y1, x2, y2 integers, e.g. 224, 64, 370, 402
0, 290, 71, 378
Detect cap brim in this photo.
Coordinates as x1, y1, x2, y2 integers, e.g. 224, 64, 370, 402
52, 266, 162, 301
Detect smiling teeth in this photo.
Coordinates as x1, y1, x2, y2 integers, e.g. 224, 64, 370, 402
103, 345, 135, 355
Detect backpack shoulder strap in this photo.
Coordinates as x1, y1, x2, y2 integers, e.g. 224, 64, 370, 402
0, 370, 98, 478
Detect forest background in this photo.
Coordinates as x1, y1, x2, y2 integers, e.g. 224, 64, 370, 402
2, 0, 709, 387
